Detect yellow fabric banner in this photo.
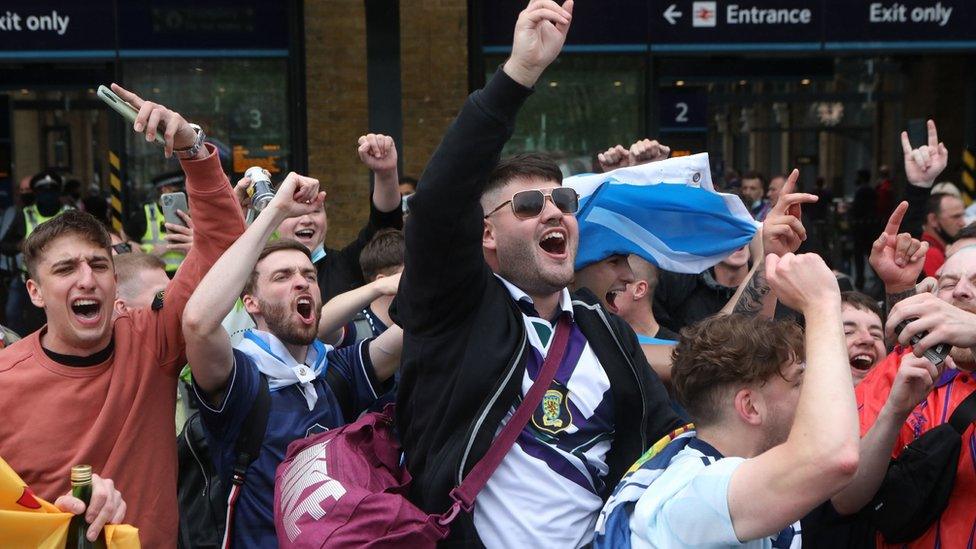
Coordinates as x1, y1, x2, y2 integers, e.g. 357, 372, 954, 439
0, 457, 139, 548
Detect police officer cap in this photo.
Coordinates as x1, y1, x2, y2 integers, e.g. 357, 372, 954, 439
152, 171, 186, 191
29, 170, 63, 192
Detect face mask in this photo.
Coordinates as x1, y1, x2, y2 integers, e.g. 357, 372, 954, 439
35, 191, 61, 214
20, 192, 35, 207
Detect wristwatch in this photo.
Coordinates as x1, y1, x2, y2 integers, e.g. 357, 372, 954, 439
174, 123, 206, 159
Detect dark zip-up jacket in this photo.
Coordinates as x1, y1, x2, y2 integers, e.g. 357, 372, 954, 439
392, 68, 682, 547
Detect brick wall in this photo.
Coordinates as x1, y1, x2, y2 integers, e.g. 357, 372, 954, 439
303, 0, 469, 246
399, 0, 469, 182
304, 0, 370, 248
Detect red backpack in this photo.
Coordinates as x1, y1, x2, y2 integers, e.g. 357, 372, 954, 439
273, 317, 571, 547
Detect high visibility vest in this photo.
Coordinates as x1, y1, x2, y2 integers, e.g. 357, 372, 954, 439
140, 203, 185, 274
23, 204, 71, 237
20, 205, 72, 273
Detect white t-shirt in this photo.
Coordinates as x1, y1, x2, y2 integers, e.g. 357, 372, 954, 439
631, 439, 802, 549
473, 278, 615, 548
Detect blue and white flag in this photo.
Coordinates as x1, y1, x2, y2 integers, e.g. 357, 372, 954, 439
566, 153, 758, 273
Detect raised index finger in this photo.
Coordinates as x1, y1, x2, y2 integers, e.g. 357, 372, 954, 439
883, 201, 909, 236
109, 83, 144, 109
927, 119, 939, 149
769, 169, 800, 215
781, 168, 799, 196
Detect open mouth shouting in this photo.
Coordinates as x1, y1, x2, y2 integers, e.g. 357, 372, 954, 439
604, 288, 626, 314
849, 352, 876, 372
70, 297, 103, 325
295, 294, 315, 325
539, 228, 568, 259
294, 228, 316, 244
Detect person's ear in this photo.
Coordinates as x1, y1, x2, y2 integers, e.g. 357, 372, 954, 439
632, 280, 648, 300
113, 300, 128, 316
483, 219, 498, 252
242, 294, 260, 315
26, 278, 44, 308
733, 387, 764, 427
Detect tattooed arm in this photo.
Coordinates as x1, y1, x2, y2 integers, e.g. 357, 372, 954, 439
721, 257, 777, 317
721, 168, 816, 318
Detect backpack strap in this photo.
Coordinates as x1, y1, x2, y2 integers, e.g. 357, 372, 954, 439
948, 388, 976, 435
221, 373, 271, 549
442, 314, 572, 523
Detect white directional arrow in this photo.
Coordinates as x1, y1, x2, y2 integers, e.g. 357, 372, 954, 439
663, 4, 683, 25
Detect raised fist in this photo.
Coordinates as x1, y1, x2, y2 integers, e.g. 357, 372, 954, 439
357, 134, 398, 175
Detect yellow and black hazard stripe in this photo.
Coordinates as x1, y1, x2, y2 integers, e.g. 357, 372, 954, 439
961, 147, 976, 205
109, 150, 123, 233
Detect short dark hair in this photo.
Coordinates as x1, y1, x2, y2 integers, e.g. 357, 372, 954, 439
840, 291, 883, 322
242, 239, 312, 296
482, 153, 563, 206
926, 192, 954, 216
23, 210, 112, 279
360, 229, 404, 281
741, 170, 766, 187
672, 314, 805, 427
628, 255, 659, 296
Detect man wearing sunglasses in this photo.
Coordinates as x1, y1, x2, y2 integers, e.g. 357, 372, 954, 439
392, 2, 682, 547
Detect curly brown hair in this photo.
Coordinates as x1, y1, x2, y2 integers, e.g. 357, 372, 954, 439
672, 314, 805, 427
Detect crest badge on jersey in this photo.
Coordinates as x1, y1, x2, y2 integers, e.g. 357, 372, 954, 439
151, 290, 166, 310
532, 381, 573, 435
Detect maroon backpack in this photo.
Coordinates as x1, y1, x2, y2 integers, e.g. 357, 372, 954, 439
273, 317, 571, 547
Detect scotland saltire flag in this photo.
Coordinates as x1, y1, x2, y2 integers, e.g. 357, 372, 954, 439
593, 426, 697, 548
566, 154, 758, 273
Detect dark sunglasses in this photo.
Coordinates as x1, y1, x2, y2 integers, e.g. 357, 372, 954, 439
111, 242, 133, 254
484, 187, 579, 220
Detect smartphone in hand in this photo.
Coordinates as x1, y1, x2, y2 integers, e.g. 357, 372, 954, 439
160, 192, 189, 227
97, 85, 166, 146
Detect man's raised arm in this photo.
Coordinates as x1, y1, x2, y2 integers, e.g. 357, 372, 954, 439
394, 0, 573, 333
109, 84, 246, 370
182, 174, 325, 396
727, 254, 859, 540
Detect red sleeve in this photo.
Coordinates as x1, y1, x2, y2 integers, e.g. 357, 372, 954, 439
153, 144, 246, 374
923, 247, 945, 278
855, 349, 905, 436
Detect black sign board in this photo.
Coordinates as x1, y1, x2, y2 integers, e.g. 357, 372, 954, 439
0, 0, 288, 57
659, 89, 708, 132
481, 0, 649, 50
480, 0, 976, 53
650, 1, 821, 51
0, 2, 114, 53
824, 1, 976, 48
